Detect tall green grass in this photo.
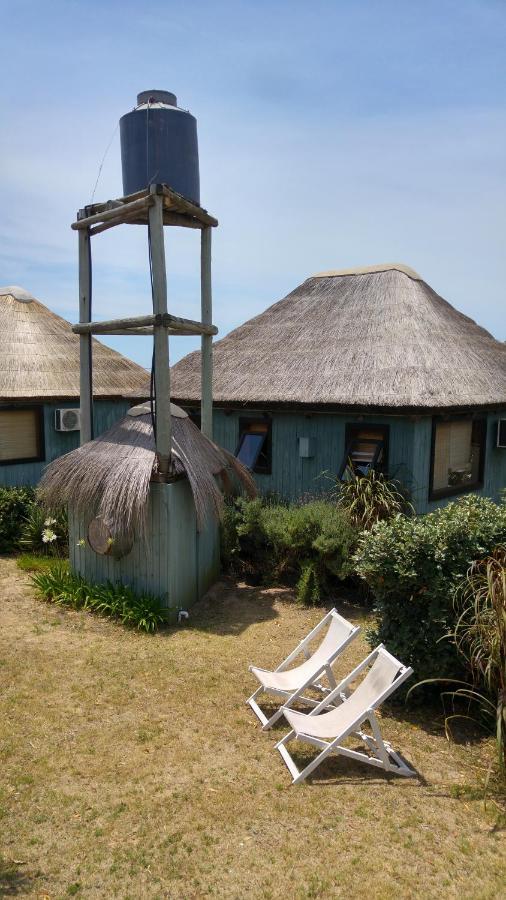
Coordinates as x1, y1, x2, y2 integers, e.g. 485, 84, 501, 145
31, 564, 167, 633
453, 547, 506, 774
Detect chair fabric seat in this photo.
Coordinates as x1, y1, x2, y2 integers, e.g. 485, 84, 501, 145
284, 652, 401, 739
250, 661, 322, 692
250, 614, 351, 693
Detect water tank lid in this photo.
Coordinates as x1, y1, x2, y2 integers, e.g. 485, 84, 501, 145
137, 90, 177, 107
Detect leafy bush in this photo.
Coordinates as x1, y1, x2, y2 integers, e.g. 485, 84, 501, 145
19, 504, 68, 556
333, 469, 413, 530
0, 487, 35, 552
32, 564, 167, 633
221, 497, 357, 605
354, 495, 506, 691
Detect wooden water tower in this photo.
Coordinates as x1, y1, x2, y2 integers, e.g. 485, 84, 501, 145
67, 97, 222, 618
72, 182, 217, 455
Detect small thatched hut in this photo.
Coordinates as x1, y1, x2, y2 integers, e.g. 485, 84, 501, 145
170, 264, 506, 513
0, 285, 149, 486
39, 402, 254, 616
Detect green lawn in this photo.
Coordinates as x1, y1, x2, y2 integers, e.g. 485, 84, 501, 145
0, 557, 504, 898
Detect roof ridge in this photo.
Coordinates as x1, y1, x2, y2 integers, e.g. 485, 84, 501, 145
0, 285, 37, 303
313, 263, 422, 281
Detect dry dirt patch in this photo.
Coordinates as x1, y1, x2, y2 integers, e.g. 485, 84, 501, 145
0, 557, 504, 898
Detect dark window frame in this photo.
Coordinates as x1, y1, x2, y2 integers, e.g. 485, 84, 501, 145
428, 415, 486, 501
237, 416, 272, 475
338, 423, 390, 480
0, 404, 45, 466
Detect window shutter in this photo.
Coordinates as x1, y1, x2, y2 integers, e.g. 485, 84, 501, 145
0, 409, 40, 461
449, 420, 472, 469
433, 420, 472, 491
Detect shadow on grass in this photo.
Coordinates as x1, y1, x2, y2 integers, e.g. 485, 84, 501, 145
0, 858, 34, 897
182, 579, 282, 636
391, 696, 491, 747
184, 578, 372, 637
284, 742, 425, 787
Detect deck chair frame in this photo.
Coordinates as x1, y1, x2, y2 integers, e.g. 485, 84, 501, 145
276, 645, 415, 784
247, 609, 359, 730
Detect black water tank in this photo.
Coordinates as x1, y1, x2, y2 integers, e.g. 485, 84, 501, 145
120, 90, 200, 204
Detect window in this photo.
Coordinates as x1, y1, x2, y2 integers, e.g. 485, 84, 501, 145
0, 407, 44, 464
430, 416, 486, 499
338, 424, 389, 479
236, 418, 271, 474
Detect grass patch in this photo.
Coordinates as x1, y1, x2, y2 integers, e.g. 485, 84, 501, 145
0, 558, 504, 898
16, 553, 68, 574
31, 564, 167, 633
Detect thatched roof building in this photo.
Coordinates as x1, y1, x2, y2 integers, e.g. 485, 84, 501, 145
0, 285, 149, 400
170, 264, 506, 411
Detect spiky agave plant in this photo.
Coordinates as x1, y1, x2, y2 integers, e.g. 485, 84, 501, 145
334, 468, 413, 530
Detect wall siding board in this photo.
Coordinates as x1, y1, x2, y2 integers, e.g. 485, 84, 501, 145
0, 399, 133, 487
209, 408, 506, 513
211, 409, 417, 502
68, 479, 220, 621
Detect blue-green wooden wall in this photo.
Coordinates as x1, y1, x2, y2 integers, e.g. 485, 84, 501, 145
411, 413, 506, 513
69, 480, 220, 620
210, 408, 506, 513
0, 399, 133, 488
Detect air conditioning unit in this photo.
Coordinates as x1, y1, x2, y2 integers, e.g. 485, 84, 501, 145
54, 408, 81, 432
497, 419, 506, 448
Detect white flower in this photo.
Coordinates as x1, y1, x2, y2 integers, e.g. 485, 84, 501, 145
42, 528, 57, 543
44, 517, 57, 526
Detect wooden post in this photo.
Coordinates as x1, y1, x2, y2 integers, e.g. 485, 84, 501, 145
148, 188, 171, 475
78, 227, 93, 444
200, 226, 213, 439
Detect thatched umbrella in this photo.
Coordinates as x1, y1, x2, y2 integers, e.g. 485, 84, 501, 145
39, 403, 256, 539
0, 285, 149, 400
170, 264, 506, 411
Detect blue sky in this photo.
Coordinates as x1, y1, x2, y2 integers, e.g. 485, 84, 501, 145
1, 0, 505, 369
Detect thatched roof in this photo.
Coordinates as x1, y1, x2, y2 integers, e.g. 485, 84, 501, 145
0, 286, 149, 401
171, 264, 506, 411
39, 403, 255, 537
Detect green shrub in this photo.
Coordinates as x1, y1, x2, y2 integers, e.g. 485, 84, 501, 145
354, 495, 506, 692
19, 504, 68, 556
32, 564, 167, 633
333, 469, 413, 530
0, 487, 35, 553
221, 497, 357, 604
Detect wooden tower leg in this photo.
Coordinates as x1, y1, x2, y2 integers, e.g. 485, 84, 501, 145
148, 188, 172, 475
200, 226, 213, 439
78, 227, 93, 444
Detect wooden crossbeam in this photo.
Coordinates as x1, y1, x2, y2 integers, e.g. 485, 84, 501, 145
73, 184, 218, 232
161, 191, 217, 227
72, 313, 217, 337
72, 196, 153, 230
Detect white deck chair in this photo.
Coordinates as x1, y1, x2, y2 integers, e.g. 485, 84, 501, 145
276, 645, 415, 784
247, 609, 359, 730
